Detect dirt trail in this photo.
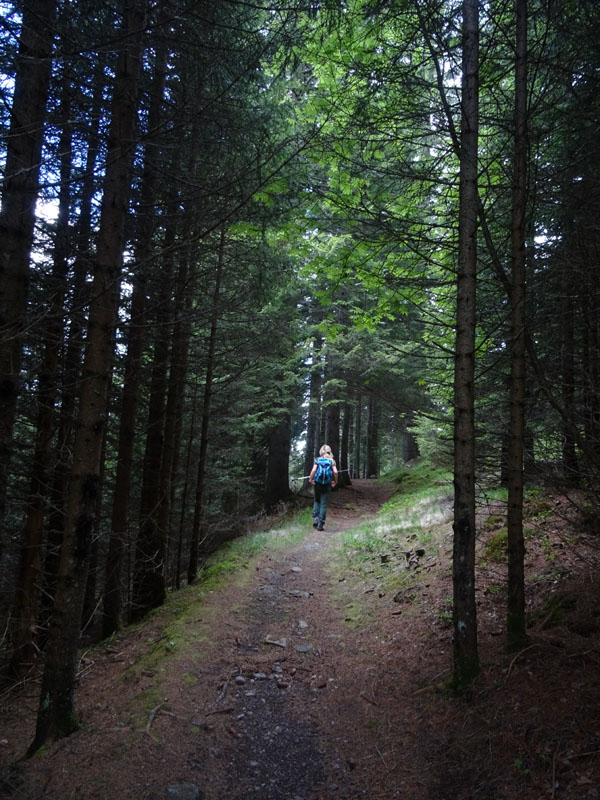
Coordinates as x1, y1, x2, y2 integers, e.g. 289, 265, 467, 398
3, 480, 429, 800
4, 479, 600, 800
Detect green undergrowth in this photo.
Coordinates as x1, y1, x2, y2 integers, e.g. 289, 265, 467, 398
342, 461, 453, 560
328, 461, 454, 624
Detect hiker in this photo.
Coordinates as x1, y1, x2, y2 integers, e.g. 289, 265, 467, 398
309, 444, 338, 531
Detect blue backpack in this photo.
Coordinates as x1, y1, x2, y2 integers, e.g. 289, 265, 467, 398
314, 457, 333, 484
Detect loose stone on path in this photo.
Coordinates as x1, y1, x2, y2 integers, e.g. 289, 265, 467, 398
165, 783, 203, 800
264, 634, 287, 647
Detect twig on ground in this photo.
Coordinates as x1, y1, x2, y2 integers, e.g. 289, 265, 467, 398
359, 692, 378, 706
145, 703, 163, 734
504, 644, 539, 683
205, 707, 234, 716
216, 680, 229, 703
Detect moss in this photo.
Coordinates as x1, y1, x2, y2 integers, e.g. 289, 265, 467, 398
528, 592, 577, 629
482, 514, 505, 531
484, 528, 508, 562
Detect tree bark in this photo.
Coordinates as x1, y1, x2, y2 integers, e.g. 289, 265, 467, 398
353, 394, 362, 479
402, 414, 420, 462
0, 0, 57, 546
131, 251, 174, 621
365, 395, 379, 478
28, 0, 144, 754
452, 0, 480, 689
44, 60, 105, 619
325, 401, 340, 466
188, 228, 225, 583
10, 78, 73, 674
339, 404, 352, 487
264, 414, 292, 509
303, 338, 322, 488
506, 0, 528, 652
103, 24, 168, 637
159, 257, 191, 578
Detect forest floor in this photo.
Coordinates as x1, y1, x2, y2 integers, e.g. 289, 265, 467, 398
2, 476, 600, 800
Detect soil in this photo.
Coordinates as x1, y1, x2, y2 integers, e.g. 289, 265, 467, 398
1, 478, 600, 800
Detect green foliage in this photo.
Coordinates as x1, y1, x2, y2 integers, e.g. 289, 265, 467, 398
528, 593, 577, 629
340, 459, 452, 562
483, 528, 508, 562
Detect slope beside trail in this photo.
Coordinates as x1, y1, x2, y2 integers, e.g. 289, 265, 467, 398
3, 478, 600, 800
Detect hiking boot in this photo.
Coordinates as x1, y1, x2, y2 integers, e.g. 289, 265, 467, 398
312, 518, 318, 528
317, 523, 324, 531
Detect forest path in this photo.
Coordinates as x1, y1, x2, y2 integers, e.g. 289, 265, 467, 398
3, 478, 447, 800
6, 479, 597, 800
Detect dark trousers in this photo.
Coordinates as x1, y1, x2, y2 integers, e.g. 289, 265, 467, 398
312, 483, 331, 524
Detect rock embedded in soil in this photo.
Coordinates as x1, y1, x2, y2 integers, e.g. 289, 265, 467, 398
165, 783, 203, 800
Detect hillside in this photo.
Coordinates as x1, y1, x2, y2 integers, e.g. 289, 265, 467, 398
1, 475, 600, 800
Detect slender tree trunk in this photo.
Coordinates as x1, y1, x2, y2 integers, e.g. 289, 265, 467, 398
176, 384, 198, 589
402, 414, 420, 462
560, 291, 578, 480
102, 272, 146, 636
131, 261, 173, 621
188, 228, 225, 583
365, 395, 379, 478
10, 81, 73, 674
353, 394, 362, 479
265, 414, 292, 509
158, 258, 191, 577
28, 0, 144, 754
506, 0, 528, 651
452, 0, 480, 689
325, 401, 340, 465
303, 339, 322, 488
0, 0, 57, 544
103, 26, 168, 636
44, 61, 104, 617
339, 404, 352, 487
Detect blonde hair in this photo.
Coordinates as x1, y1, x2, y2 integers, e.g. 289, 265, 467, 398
319, 444, 333, 458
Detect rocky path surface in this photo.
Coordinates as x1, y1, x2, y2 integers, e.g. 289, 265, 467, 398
3, 480, 429, 800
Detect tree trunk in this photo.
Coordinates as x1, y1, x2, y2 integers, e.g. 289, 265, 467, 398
102, 272, 146, 636
339, 404, 352, 487
10, 80, 73, 673
303, 339, 322, 488
28, 0, 144, 754
0, 0, 57, 544
188, 228, 225, 583
560, 267, 578, 481
103, 27, 168, 637
158, 258, 191, 577
365, 395, 379, 478
506, 0, 528, 652
353, 394, 362, 479
325, 402, 340, 465
264, 415, 292, 509
44, 60, 104, 620
131, 255, 173, 621
402, 414, 420, 462
452, 0, 480, 689
176, 384, 198, 589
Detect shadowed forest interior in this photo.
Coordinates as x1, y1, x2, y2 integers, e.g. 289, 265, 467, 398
0, 0, 599, 784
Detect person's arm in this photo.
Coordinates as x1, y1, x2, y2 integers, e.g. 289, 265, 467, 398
332, 462, 338, 487
309, 463, 317, 484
